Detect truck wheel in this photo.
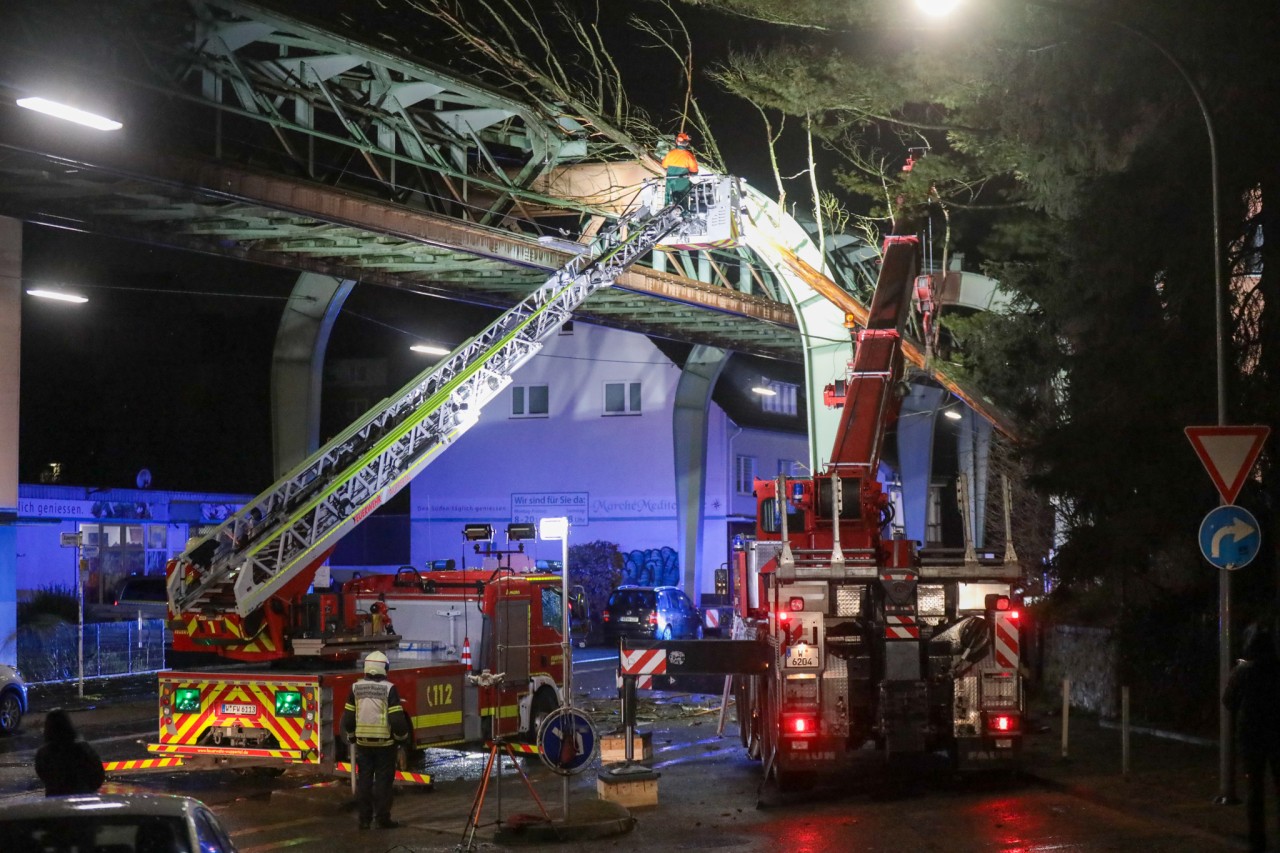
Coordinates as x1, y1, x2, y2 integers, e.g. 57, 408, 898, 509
528, 687, 558, 742
661, 625, 673, 641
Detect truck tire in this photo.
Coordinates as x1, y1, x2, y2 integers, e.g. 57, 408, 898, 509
527, 686, 558, 742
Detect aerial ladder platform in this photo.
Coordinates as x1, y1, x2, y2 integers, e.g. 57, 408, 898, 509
167, 179, 739, 633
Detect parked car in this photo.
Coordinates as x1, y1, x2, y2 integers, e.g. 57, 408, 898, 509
0, 793, 238, 852
0, 663, 27, 735
602, 585, 703, 642
88, 575, 170, 622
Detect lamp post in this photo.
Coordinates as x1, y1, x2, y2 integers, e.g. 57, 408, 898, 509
537, 516, 572, 817
915, 0, 1231, 800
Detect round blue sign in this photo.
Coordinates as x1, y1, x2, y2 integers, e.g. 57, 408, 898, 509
536, 706, 597, 775
1198, 505, 1262, 570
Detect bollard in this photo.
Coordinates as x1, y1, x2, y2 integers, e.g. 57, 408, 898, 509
1122, 686, 1130, 777
1061, 678, 1070, 759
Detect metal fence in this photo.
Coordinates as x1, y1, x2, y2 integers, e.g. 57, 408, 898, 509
17, 619, 167, 684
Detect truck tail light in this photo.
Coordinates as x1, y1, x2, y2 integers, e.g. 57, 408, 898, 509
648, 610, 658, 626
602, 609, 611, 623
783, 713, 817, 736
984, 712, 1021, 734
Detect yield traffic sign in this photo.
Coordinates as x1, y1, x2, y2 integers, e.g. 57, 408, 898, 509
1186, 425, 1270, 505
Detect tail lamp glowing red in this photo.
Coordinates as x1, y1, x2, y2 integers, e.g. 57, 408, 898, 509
602, 610, 611, 623
784, 714, 817, 735
984, 712, 1021, 734
648, 611, 658, 626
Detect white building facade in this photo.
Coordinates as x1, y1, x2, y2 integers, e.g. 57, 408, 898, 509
408, 323, 807, 601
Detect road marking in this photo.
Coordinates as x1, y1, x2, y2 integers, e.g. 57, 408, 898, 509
238, 837, 323, 852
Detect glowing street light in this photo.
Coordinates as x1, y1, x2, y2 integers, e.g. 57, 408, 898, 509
410, 343, 450, 355
751, 386, 777, 396
26, 288, 88, 304
16, 97, 122, 131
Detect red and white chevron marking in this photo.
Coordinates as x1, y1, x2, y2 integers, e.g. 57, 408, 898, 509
993, 613, 1020, 668
620, 648, 668, 677
880, 571, 918, 582
615, 668, 654, 691
884, 615, 919, 639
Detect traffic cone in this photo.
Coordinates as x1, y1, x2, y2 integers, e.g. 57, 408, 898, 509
461, 637, 472, 669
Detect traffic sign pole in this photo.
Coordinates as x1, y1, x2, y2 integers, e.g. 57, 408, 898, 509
1188, 424, 1270, 806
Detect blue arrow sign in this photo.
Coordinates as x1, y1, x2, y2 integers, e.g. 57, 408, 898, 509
536, 706, 597, 775
1198, 505, 1261, 570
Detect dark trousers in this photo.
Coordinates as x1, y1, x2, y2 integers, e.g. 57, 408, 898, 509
354, 744, 398, 826
1242, 747, 1280, 852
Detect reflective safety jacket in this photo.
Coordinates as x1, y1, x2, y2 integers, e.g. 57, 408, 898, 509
661, 146, 699, 203
341, 676, 411, 748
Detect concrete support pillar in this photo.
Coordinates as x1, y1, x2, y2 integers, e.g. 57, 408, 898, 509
0, 218, 20, 654
673, 346, 729, 597
271, 273, 355, 477
897, 384, 946, 546
957, 409, 993, 549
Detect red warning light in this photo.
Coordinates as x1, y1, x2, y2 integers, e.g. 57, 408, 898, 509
787, 716, 815, 734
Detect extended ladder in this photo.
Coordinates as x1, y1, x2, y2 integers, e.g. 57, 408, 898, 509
169, 202, 695, 619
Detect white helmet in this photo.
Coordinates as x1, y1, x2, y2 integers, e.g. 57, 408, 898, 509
364, 650, 389, 675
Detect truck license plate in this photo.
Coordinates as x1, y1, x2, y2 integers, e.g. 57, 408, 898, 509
620, 616, 639, 622
221, 703, 259, 715
785, 646, 818, 668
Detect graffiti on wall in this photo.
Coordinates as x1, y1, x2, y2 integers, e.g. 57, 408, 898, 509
620, 546, 679, 588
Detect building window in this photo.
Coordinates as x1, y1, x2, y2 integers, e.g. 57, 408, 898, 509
512, 384, 549, 418
759, 380, 798, 416
735, 455, 757, 495
559, 321, 575, 335
777, 459, 797, 477
604, 381, 641, 415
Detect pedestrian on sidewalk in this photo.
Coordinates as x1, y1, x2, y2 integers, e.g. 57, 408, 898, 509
1223, 620, 1280, 853
35, 710, 105, 796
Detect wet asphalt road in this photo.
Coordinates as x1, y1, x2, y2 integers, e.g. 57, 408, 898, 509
0, 651, 1244, 852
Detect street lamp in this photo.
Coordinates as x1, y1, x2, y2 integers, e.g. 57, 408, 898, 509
914, 0, 1232, 801
16, 96, 122, 131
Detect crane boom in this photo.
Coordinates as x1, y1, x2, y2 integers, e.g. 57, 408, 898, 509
168, 201, 695, 621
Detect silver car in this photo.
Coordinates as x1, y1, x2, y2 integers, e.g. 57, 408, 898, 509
0, 663, 27, 735
0, 793, 239, 852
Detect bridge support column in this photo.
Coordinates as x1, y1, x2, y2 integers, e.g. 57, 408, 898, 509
271, 273, 355, 477
0, 217, 20, 653
957, 408, 993, 549
673, 345, 729, 598
897, 384, 946, 546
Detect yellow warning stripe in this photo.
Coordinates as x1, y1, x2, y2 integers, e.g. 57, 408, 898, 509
479, 704, 519, 719
147, 743, 307, 760
411, 710, 463, 729
504, 742, 540, 755
333, 762, 432, 786
103, 757, 186, 772
161, 681, 318, 753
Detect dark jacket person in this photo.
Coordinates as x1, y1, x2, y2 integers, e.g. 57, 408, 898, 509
1223, 621, 1280, 853
35, 710, 106, 796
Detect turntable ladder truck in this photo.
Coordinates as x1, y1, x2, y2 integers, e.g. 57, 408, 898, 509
738, 226, 1025, 790
134, 184, 739, 778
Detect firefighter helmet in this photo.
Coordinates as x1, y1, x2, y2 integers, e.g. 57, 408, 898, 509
364, 650, 389, 675
675, 132, 691, 146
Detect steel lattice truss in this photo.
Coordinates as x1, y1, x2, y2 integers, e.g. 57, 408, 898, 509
180, 0, 625, 225
171, 203, 688, 618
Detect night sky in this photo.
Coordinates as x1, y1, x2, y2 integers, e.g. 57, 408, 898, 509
14, 1, 808, 496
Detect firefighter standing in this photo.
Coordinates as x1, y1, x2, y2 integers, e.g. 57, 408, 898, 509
1223, 621, 1280, 853
342, 650, 411, 830
661, 132, 699, 206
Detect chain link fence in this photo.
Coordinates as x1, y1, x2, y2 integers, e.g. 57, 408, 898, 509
16, 619, 168, 684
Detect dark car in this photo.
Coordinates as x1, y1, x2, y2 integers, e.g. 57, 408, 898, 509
602, 585, 703, 642
87, 575, 170, 622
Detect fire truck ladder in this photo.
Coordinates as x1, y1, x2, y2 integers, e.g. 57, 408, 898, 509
169, 203, 691, 619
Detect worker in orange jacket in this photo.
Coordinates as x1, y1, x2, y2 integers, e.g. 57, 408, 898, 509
661, 132, 698, 206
